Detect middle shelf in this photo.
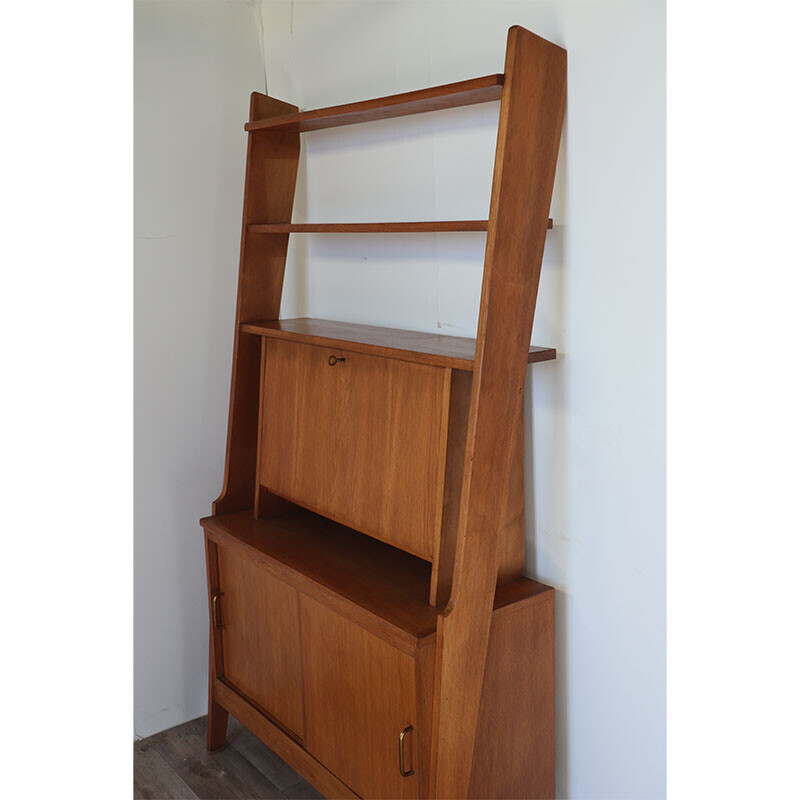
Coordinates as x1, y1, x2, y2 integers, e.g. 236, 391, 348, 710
241, 317, 557, 371
248, 219, 553, 233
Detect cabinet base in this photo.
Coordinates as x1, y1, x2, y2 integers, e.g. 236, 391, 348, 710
207, 587, 554, 799
211, 678, 358, 799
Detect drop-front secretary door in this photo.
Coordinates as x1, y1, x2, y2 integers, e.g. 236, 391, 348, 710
258, 337, 449, 561
215, 544, 305, 739
299, 595, 420, 800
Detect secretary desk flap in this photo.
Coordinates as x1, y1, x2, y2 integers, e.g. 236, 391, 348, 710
258, 338, 449, 561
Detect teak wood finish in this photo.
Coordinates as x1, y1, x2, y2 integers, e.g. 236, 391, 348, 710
248, 219, 553, 233
213, 93, 300, 517
216, 545, 305, 739
300, 596, 421, 800
204, 515, 554, 797
432, 29, 566, 799
202, 25, 566, 800
240, 318, 557, 371
243, 75, 504, 133
258, 337, 450, 560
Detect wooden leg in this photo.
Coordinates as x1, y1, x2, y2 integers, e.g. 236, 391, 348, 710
207, 640, 229, 752
207, 697, 229, 752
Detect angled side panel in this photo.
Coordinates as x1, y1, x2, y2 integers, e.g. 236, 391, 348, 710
468, 592, 556, 798
429, 374, 525, 607
213, 93, 300, 515
432, 27, 566, 799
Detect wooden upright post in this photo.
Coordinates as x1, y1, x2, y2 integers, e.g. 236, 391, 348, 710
431, 27, 566, 798
213, 94, 300, 515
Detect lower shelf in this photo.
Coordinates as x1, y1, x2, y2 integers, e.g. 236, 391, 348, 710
201, 508, 551, 650
202, 508, 438, 648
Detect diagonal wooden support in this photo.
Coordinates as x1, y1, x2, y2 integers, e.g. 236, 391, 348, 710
214, 94, 300, 515
431, 27, 566, 799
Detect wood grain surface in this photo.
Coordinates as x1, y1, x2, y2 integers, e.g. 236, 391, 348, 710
202, 510, 439, 650
213, 93, 300, 515
259, 338, 449, 560
217, 544, 305, 739
300, 596, 419, 800
241, 317, 557, 371
468, 590, 555, 798
431, 27, 566, 799
244, 75, 504, 133
247, 219, 553, 233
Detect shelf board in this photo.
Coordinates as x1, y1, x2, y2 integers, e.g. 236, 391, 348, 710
201, 509, 552, 644
248, 219, 553, 233
240, 317, 557, 371
244, 75, 504, 133
203, 509, 438, 641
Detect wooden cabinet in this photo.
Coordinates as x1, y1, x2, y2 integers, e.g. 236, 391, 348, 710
259, 338, 449, 560
204, 512, 554, 799
201, 24, 565, 800
215, 544, 304, 739
300, 596, 420, 799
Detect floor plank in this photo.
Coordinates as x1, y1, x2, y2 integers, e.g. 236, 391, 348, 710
135, 716, 331, 800
226, 717, 306, 793
134, 740, 198, 799
282, 779, 326, 800
147, 717, 285, 799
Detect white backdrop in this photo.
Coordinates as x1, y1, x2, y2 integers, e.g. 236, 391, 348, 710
134, 0, 266, 738
262, 2, 665, 799
135, 1, 665, 797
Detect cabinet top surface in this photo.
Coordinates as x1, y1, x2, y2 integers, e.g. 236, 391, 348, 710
203, 509, 439, 639
201, 510, 552, 643
241, 317, 556, 371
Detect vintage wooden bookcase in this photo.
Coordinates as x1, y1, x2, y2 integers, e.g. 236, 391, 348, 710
200, 25, 566, 800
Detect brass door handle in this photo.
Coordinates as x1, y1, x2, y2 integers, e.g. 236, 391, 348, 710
212, 591, 225, 630
398, 725, 414, 777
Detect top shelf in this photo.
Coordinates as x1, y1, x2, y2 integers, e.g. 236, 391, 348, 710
244, 74, 504, 133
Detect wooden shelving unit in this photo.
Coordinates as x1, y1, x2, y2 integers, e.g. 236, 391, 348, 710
201, 25, 566, 800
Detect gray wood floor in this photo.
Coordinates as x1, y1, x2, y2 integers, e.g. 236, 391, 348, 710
134, 716, 325, 800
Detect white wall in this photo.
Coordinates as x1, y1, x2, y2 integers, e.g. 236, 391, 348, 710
134, 0, 265, 738
261, 2, 665, 798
